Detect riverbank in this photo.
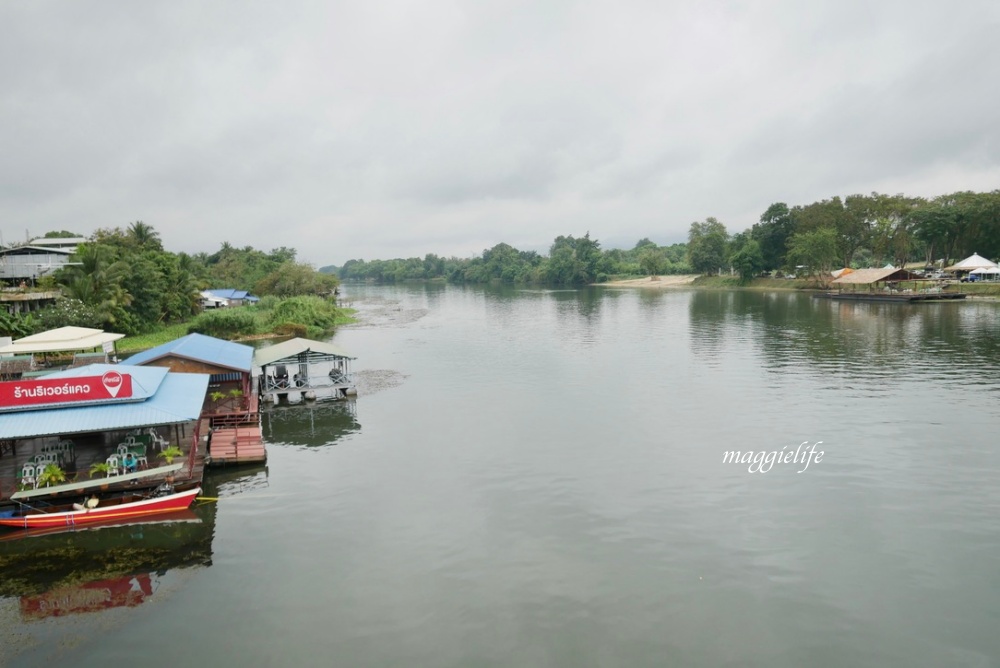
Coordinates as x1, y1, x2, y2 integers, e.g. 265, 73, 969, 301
597, 275, 819, 290
597, 274, 1000, 300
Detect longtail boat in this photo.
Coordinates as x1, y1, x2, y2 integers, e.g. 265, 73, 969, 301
0, 508, 201, 541
0, 486, 201, 530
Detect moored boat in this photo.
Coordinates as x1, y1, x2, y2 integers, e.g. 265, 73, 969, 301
0, 486, 201, 530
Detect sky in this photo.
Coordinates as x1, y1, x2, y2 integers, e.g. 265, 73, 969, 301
1, 1, 998, 267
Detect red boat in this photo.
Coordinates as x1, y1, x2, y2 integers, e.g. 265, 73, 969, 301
0, 486, 201, 530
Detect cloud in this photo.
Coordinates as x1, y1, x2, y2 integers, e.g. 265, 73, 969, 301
1, 0, 998, 265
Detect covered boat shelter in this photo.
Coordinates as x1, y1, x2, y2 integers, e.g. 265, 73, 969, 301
0, 364, 209, 503
255, 337, 356, 403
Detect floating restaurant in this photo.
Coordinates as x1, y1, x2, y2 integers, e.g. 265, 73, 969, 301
0, 364, 210, 508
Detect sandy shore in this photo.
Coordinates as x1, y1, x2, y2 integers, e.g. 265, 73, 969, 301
597, 275, 699, 288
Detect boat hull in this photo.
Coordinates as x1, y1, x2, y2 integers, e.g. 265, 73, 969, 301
0, 487, 201, 529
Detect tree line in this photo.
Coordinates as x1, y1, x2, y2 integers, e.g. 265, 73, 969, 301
332, 235, 690, 285
333, 188, 1000, 286
690, 190, 1000, 281
0, 222, 339, 337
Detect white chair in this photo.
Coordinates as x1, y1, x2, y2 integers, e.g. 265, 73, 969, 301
106, 455, 121, 477
117, 443, 130, 457
19, 463, 37, 489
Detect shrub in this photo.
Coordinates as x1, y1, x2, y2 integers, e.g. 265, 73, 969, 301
188, 307, 260, 337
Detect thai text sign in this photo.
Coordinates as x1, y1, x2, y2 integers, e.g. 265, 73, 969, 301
0, 371, 133, 408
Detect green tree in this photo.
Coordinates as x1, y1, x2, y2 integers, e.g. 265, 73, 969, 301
254, 262, 340, 297
638, 248, 665, 277
786, 228, 839, 278
751, 203, 794, 271
729, 238, 765, 283
687, 218, 729, 275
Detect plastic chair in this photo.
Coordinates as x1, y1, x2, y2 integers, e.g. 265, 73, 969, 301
117, 443, 130, 457
106, 455, 121, 477
19, 463, 37, 489
130, 445, 149, 469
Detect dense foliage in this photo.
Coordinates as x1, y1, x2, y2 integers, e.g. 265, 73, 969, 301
691, 190, 1000, 280
334, 236, 691, 286
187, 295, 346, 339
0, 222, 341, 338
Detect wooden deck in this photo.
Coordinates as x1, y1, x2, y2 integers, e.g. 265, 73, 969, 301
208, 424, 267, 466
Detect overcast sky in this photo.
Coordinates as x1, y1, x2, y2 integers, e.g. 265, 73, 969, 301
2, 1, 998, 266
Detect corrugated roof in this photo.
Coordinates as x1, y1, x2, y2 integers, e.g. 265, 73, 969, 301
123, 333, 253, 372
0, 370, 208, 439
43, 363, 167, 400
832, 268, 920, 284
253, 337, 355, 367
0, 245, 75, 256
0, 326, 125, 355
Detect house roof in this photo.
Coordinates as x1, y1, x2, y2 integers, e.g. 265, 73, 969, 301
123, 333, 254, 372
944, 253, 998, 272
0, 365, 208, 439
0, 326, 125, 355
253, 337, 355, 368
0, 246, 75, 256
832, 268, 921, 284
206, 288, 251, 299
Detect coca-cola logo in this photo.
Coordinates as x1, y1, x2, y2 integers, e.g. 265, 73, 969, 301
102, 371, 123, 397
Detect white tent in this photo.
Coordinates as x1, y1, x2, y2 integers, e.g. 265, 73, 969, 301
945, 253, 998, 273
969, 266, 1000, 280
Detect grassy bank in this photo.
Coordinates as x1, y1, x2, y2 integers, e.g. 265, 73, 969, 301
952, 282, 1000, 296
690, 276, 825, 290
117, 305, 357, 354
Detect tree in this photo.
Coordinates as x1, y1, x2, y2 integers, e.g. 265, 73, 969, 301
639, 248, 666, 277
126, 221, 163, 252
254, 262, 340, 297
729, 232, 764, 283
786, 228, 838, 278
687, 218, 728, 275
545, 233, 603, 284
751, 203, 794, 271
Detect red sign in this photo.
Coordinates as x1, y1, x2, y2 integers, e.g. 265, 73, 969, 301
0, 372, 134, 408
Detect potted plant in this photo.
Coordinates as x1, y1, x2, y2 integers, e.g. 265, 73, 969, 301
37, 463, 68, 488
159, 446, 184, 465
89, 461, 112, 478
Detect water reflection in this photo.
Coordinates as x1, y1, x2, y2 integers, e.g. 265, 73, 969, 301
0, 463, 268, 619
688, 290, 1000, 379
262, 401, 360, 447
0, 507, 214, 623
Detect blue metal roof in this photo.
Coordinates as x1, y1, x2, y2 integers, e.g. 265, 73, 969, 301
206, 288, 258, 301
40, 363, 168, 401
0, 369, 209, 439
123, 333, 253, 372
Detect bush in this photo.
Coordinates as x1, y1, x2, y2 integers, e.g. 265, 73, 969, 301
262, 296, 340, 334
188, 307, 260, 337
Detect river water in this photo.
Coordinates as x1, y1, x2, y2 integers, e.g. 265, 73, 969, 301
3, 284, 1000, 667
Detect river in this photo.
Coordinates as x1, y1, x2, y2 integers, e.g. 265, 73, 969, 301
3, 284, 1000, 667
